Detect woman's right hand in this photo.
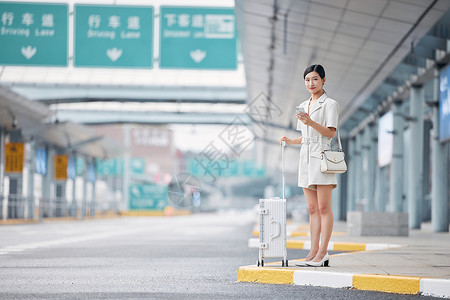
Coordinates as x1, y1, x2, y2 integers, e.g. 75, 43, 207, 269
280, 136, 291, 145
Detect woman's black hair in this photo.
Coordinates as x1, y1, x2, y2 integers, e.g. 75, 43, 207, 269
303, 64, 325, 79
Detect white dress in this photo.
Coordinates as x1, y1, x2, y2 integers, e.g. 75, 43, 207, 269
296, 93, 339, 190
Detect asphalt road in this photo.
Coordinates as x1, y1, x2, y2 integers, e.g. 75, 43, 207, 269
0, 211, 438, 299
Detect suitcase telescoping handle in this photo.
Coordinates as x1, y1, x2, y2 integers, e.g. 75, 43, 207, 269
281, 141, 286, 200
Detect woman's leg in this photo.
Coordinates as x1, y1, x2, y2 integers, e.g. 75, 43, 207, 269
303, 188, 320, 260
311, 185, 334, 262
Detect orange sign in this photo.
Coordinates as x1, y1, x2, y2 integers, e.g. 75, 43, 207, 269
54, 155, 68, 180
5, 143, 24, 173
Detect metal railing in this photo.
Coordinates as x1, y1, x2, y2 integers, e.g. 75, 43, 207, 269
1, 194, 121, 221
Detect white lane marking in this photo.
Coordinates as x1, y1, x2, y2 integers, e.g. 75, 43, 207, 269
0, 228, 144, 255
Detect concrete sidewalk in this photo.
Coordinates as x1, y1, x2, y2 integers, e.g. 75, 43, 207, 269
238, 221, 450, 298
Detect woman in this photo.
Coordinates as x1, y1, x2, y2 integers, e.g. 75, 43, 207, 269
280, 64, 339, 267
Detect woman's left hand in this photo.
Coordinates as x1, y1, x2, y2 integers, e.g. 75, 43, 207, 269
296, 112, 313, 126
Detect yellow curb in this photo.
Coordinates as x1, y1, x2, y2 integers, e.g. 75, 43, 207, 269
286, 240, 304, 249
353, 274, 421, 294
237, 266, 294, 284
253, 231, 347, 237
0, 219, 39, 225
291, 232, 308, 237
283, 240, 367, 252
333, 242, 366, 252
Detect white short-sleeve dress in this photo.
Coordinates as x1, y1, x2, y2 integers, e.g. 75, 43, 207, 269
296, 93, 339, 190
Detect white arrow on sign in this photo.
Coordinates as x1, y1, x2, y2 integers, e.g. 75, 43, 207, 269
106, 48, 122, 62
190, 49, 206, 63
21, 46, 37, 60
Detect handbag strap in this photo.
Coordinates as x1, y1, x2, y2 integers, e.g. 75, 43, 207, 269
319, 95, 343, 153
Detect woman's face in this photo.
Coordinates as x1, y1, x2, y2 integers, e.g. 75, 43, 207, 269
304, 71, 325, 95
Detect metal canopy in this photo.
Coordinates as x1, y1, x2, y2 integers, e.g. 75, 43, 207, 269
21, 121, 123, 159
0, 85, 51, 131
0, 85, 122, 158
235, 0, 450, 136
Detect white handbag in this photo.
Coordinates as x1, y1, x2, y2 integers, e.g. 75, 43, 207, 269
319, 99, 347, 174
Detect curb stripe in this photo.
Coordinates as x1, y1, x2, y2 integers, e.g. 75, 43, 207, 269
353, 274, 420, 294
332, 242, 366, 252
286, 240, 304, 249
420, 278, 450, 298
237, 267, 294, 284
293, 270, 353, 288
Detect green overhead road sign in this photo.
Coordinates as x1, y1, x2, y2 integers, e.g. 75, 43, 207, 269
160, 6, 237, 69
129, 184, 168, 210
74, 4, 153, 68
188, 159, 265, 178
0, 2, 68, 66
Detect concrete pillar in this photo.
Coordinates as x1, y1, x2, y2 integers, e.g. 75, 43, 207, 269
82, 157, 87, 219
364, 122, 376, 211
47, 148, 55, 218
375, 166, 388, 212
408, 85, 424, 229
0, 128, 5, 220
431, 69, 449, 232
336, 137, 348, 220
55, 181, 66, 217
346, 137, 356, 212
123, 124, 130, 212
71, 173, 77, 218
422, 121, 432, 222
41, 146, 54, 218
27, 141, 35, 219
354, 132, 363, 210
332, 176, 341, 221
390, 101, 404, 213
40, 147, 49, 219
374, 117, 387, 212
90, 175, 96, 217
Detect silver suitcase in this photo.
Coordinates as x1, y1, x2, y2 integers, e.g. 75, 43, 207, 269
257, 141, 288, 267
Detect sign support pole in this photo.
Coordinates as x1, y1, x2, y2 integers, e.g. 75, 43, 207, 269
0, 128, 4, 220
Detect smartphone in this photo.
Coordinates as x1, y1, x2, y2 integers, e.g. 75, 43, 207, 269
295, 106, 305, 114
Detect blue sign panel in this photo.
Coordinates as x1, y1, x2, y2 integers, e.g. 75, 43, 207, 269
67, 157, 76, 180
0, 2, 68, 66
439, 65, 450, 142
87, 163, 96, 183
74, 4, 153, 68
160, 6, 237, 69
35, 147, 47, 175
